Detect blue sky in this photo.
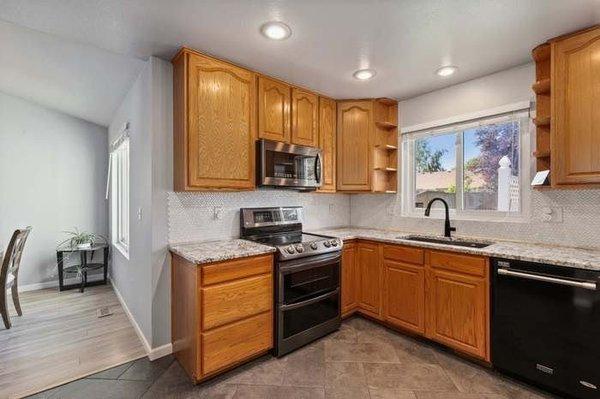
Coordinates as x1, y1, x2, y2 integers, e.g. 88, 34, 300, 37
418, 130, 481, 171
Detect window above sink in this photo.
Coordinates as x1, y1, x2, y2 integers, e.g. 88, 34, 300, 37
401, 106, 531, 222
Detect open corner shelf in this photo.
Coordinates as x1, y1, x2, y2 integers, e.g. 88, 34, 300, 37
533, 150, 551, 158
375, 121, 398, 130
533, 116, 551, 127
374, 167, 397, 172
532, 78, 551, 95
375, 144, 398, 150
375, 97, 398, 106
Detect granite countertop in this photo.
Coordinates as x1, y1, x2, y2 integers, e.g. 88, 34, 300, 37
169, 239, 276, 265
313, 227, 600, 271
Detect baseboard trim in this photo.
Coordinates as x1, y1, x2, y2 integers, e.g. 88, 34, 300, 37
149, 343, 173, 360
109, 279, 173, 361
109, 279, 152, 356
18, 277, 98, 292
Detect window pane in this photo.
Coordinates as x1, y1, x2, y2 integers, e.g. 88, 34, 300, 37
463, 121, 520, 212
414, 133, 457, 209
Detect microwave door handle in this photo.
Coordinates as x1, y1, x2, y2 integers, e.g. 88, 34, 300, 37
498, 268, 597, 290
315, 153, 322, 184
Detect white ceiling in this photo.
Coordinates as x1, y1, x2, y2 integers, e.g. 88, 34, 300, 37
1, 0, 599, 126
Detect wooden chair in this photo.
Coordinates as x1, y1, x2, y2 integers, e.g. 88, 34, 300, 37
1, 227, 32, 329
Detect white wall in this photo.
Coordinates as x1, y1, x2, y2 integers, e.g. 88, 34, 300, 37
0, 91, 108, 289
351, 63, 600, 249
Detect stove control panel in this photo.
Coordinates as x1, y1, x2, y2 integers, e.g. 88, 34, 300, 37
277, 237, 343, 260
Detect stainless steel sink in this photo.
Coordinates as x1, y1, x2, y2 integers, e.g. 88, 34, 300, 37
399, 235, 493, 249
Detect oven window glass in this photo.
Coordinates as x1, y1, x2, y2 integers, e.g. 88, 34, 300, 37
282, 293, 339, 339
283, 262, 339, 304
266, 150, 317, 181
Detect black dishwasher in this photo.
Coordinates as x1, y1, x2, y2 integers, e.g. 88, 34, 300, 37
491, 258, 600, 399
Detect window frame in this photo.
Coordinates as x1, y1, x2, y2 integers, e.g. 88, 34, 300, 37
111, 137, 130, 258
401, 110, 531, 222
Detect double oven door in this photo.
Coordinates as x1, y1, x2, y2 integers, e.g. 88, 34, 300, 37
275, 251, 341, 356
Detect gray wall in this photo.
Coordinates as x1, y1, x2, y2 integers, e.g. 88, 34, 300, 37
108, 57, 173, 350
0, 91, 108, 289
351, 63, 600, 249
108, 60, 154, 347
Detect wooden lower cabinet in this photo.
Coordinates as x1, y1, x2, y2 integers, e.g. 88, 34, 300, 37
357, 241, 382, 318
425, 268, 488, 359
342, 241, 490, 362
201, 312, 272, 375
341, 241, 358, 316
171, 253, 274, 382
383, 259, 425, 335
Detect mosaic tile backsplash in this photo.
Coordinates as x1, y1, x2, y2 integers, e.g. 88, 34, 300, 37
168, 190, 351, 244
351, 189, 600, 250
168, 188, 600, 250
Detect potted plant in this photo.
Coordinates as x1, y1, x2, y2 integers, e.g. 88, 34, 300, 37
58, 228, 107, 250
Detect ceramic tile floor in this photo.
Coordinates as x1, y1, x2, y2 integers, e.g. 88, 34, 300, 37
27, 317, 560, 399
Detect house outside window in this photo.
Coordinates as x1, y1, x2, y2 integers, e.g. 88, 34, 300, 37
402, 109, 530, 220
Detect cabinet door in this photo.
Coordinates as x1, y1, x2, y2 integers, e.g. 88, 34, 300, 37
337, 101, 372, 191
318, 97, 337, 192
291, 88, 319, 147
186, 52, 256, 189
552, 27, 600, 185
426, 268, 488, 360
341, 242, 357, 315
357, 242, 381, 317
258, 76, 291, 143
384, 260, 425, 335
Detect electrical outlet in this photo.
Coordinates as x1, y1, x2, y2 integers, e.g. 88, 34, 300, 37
213, 206, 223, 220
329, 204, 335, 213
387, 204, 396, 216
539, 207, 563, 223
137, 207, 143, 221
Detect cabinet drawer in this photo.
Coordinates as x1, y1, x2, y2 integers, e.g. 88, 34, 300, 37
428, 251, 486, 277
202, 273, 272, 330
201, 311, 272, 376
383, 245, 424, 265
202, 254, 272, 285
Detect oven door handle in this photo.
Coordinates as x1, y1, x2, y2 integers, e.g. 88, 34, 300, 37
281, 288, 339, 311
498, 268, 597, 290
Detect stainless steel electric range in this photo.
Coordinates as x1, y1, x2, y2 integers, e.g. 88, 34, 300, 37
240, 206, 342, 357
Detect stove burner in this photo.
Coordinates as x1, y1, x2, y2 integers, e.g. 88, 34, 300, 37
240, 207, 342, 260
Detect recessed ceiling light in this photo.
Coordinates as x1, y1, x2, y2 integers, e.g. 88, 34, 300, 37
353, 69, 376, 80
436, 65, 458, 77
260, 21, 292, 40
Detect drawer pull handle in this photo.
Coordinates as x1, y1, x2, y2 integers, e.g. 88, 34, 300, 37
498, 268, 597, 290
580, 381, 597, 390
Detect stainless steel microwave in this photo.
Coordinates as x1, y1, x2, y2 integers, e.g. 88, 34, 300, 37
257, 139, 322, 190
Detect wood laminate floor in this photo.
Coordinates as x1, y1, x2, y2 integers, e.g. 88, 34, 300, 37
1, 285, 146, 399
29, 317, 558, 399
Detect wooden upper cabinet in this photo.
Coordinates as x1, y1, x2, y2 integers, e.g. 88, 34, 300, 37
291, 88, 319, 147
257, 76, 291, 143
552, 27, 600, 185
337, 101, 372, 191
173, 49, 256, 191
318, 97, 337, 192
357, 241, 381, 318
341, 242, 358, 316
